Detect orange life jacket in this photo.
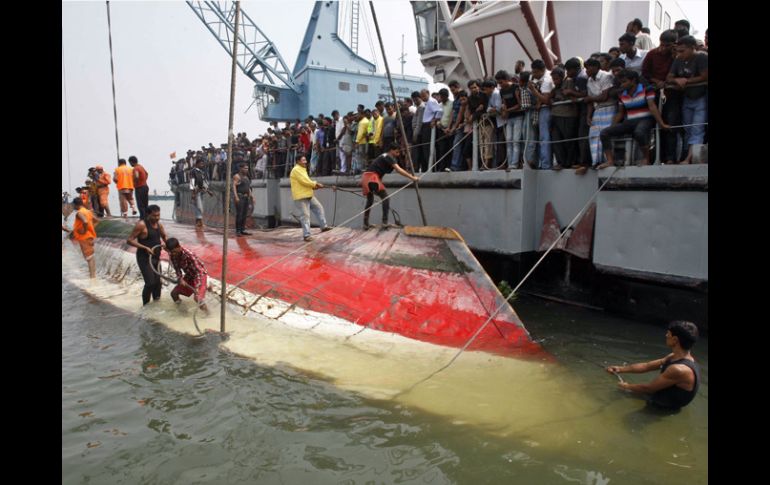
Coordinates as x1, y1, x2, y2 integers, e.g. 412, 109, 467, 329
73, 207, 96, 241
115, 165, 134, 190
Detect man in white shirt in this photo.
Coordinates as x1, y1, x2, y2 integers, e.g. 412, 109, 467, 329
418, 89, 443, 172
619, 33, 648, 74
530, 59, 555, 169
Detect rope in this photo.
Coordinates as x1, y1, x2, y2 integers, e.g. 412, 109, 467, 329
146, 244, 204, 337
105, 1, 121, 162
395, 165, 624, 397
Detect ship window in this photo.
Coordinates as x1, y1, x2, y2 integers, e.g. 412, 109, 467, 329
654, 2, 662, 29
357, 84, 368, 93
413, 1, 437, 54
339, 82, 350, 91
663, 12, 671, 30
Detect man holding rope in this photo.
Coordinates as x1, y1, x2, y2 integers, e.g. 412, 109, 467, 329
126, 204, 167, 305
165, 238, 209, 314
361, 143, 419, 230
290, 155, 332, 242
606, 320, 700, 410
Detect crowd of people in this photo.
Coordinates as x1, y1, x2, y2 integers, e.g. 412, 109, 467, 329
169, 18, 706, 185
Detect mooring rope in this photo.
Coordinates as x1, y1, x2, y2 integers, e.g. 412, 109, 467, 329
394, 165, 624, 397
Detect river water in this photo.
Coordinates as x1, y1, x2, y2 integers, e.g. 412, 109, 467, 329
62, 208, 707, 485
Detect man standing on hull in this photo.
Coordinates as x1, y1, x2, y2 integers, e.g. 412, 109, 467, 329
129, 156, 149, 219
126, 204, 168, 305
114, 158, 137, 218
232, 163, 253, 237
361, 143, 419, 229
290, 155, 331, 242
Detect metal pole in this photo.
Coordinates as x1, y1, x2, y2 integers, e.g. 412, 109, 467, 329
105, 1, 121, 162
368, 1, 427, 225
472, 121, 479, 171
220, 1, 241, 333
429, 126, 436, 170
655, 95, 662, 164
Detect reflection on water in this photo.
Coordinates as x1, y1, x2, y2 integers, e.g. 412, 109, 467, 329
62, 238, 707, 484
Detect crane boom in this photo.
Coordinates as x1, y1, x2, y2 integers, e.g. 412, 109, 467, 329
186, 1, 301, 94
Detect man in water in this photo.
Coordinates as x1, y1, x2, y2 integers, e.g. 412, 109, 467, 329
165, 238, 209, 314
361, 143, 419, 229
606, 320, 701, 410
68, 197, 99, 278
126, 204, 168, 305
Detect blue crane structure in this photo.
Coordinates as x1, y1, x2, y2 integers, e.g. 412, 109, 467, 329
187, 1, 427, 122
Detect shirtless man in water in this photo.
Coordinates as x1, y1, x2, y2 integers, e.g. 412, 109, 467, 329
606, 320, 700, 410
126, 204, 167, 305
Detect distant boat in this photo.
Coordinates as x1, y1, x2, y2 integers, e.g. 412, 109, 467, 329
149, 190, 175, 201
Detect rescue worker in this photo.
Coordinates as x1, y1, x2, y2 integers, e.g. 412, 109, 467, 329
114, 158, 137, 218
95, 165, 112, 217
68, 197, 99, 278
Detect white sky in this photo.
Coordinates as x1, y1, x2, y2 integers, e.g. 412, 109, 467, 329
62, 0, 707, 197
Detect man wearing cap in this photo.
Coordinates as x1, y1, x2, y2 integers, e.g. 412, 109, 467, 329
95, 165, 112, 217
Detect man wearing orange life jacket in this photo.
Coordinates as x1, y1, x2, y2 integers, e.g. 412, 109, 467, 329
68, 197, 99, 278
78, 187, 90, 209
114, 158, 137, 218
95, 165, 112, 217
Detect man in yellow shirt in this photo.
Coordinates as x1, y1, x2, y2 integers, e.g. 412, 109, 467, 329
355, 110, 372, 170
289, 155, 332, 242
372, 107, 384, 159
114, 158, 137, 218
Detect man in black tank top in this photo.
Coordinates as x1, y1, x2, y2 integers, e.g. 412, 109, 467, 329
127, 205, 168, 305
606, 320, 701, 410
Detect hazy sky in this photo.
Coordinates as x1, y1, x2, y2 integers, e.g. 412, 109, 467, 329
62, 0, 707, 199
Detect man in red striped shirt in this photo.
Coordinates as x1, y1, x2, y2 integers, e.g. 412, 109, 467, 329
165, 238, 209, 313
598, 70, 670, 168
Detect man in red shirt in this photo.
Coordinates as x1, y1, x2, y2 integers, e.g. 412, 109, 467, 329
165, 238, 209, 314
129, 156, 150, 219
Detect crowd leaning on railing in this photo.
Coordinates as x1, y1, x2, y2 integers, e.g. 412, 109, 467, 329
169, 18, 707, 186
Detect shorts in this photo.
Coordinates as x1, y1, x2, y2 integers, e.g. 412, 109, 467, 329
361, 172, 384, 196
78, 238, 95, 260
120, 189, 134, 201
174, 274, 207, 302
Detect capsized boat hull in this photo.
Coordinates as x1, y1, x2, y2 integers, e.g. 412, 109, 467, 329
95, 219, 550, 360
